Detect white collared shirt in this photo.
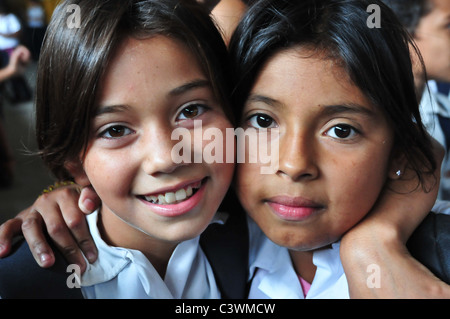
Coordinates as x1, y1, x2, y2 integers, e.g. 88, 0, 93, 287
420, 84, 450, 149
0, 14, 21, 49
246, 218, 349, 299
420, 83, 450, 200
80, 210, 221, 299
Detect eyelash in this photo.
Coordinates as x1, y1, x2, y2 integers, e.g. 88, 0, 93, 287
176, 103, 209, 122
246, 113, 359, 141
99, 125, 134, 139
97, 102, 210, 140
325, 124, 359, 140
246, 113, 278, 129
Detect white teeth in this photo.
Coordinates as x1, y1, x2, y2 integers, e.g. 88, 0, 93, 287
165, 192, 176, 204
175, 188, 187, 201
158, 194, 166, 204
143, 181, 201, 205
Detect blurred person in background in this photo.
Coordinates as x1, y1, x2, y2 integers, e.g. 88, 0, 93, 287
383, 0, 450, 200
0, 0, 31, 104
0, 44, 30, 188
24, 0, 46, 61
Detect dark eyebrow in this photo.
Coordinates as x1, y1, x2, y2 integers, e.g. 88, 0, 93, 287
95, 104, 130, 116
95, 79, 211, 116
246, 94, 284, 109
169, 79, 211, 96
319, 103, 375, 118
247, 94, 374, 118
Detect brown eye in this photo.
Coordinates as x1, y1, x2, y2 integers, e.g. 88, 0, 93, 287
177, 103, 207, 121
101, 125, 132, 139
334, 125, 351, 138
248, 113, 277, 129
256, 115, 273, 128
326, 124, 357, 139
181, 105, 199, 118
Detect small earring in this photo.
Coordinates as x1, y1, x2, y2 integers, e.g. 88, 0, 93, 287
395, 169, 402, 177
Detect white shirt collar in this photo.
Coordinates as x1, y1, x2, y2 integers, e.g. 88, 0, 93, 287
80, 210, 221, 299
247, 217, 349, 299
420, 85, 450, 118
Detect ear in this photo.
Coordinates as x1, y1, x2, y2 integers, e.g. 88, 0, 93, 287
387, 151, 407, 180
65, 160, 90, 187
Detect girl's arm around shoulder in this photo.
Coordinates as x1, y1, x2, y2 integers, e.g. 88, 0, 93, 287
0, 185, 100, 274
341, 140, 450, 298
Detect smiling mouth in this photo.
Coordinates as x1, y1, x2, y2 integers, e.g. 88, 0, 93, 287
138, 180, 203, 205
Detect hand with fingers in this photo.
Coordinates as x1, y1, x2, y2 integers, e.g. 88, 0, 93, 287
341, 138, 450, 298
0, 184, 101, 274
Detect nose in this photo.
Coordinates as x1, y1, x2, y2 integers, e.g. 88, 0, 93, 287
141, 125, 188, 176
276, 129, 319, 181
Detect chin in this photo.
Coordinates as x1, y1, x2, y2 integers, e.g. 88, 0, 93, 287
269, 228, 340, 252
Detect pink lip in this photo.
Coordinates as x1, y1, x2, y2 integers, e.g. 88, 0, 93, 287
266, 196, 323, 221
138, 178, 207, 217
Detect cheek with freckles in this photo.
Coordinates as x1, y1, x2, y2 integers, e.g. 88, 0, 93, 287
82, 147, 139, 202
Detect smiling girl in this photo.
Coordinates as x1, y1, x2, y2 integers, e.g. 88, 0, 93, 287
0, 0, 242, 298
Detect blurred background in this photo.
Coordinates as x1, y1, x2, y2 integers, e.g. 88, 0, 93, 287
0, 0, 58, 223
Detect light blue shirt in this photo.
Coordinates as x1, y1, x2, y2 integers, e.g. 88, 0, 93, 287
247, 217, 349, 299
420, 82, 450, 200
80, 210, 221, 299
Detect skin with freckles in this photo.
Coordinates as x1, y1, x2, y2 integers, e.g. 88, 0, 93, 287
69, 36, 234, 275
235, 48, 399, 281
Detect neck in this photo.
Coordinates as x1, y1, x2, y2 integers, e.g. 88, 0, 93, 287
289, 250, 317, 284
411, 45, 427, 101
414, 73, 426, 102
98, 206, 177, 278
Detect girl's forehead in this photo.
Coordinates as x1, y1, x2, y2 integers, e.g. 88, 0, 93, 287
114, 36, 193, 61
103, 35, 206, 80
258, 46, 345, 84
255, 47, 350, 95
249, 47, 378, 117
110, 35, 212, 89
97, 36, 210, 105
